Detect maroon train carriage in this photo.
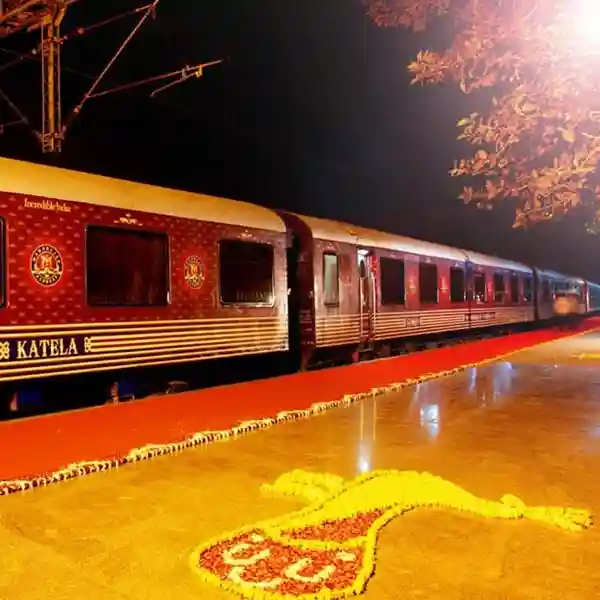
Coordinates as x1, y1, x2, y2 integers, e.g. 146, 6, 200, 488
1, 157, 598, 416
456, 248, 535, 328
279, 212, 538, 368
0, 157, 289, 410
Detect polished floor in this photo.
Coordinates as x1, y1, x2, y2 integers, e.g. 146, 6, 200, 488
4, 331, 600, 599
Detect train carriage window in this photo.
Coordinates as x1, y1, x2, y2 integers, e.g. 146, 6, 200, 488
323, 252, 340, 306
380, 257, 405, 305
419, 262, 438, 304
449, 267, 466, 303
542, 279, 552, 303
219, 240, 274, 305
472, 272, 486, 302
523, 276, 533, 302
510, 273, 520, 303
493, 273, 506, 303
555, 281, 569, 297
86, 226, 169, 306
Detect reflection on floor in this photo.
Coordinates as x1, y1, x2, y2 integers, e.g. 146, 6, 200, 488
4, 332, 600, 599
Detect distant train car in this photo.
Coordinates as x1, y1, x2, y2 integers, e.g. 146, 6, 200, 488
280, 212, 535, 368
554, 274, 587, 315
461, 249, 535, 328
0, 158, 289, 392
533, 268, 585, 320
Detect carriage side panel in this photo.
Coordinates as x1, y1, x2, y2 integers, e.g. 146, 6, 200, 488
0, 190, 288, 382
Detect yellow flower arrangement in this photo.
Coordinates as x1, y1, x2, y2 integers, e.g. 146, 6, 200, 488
190, 469, 592, 600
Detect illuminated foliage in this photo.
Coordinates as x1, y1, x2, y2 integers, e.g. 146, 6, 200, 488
365, 0, 600, 230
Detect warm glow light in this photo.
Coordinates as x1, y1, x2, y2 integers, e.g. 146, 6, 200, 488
573, 0, 600, 48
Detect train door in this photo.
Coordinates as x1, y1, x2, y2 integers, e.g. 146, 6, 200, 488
357, 249, 375, 350
286, 230, 302, 369
584, 281, 591, 313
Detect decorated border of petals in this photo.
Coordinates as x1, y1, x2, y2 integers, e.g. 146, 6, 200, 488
189, 467, 592, 600
1, 325, 597, 497
0, 369, 461, 496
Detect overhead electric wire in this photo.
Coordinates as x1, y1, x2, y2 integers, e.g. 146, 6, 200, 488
63, 0, 160, 132
0, 45, 94, 78
0, 3, 156, 76
89, 61, 224, 100
0, 0, 223, 148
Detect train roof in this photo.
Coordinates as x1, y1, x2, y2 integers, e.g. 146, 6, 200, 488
0, 157, 286, 233
288, 213, 469, 261
535, 267, 585, 283
462, 250, 532, 274
289, 212, 532, 272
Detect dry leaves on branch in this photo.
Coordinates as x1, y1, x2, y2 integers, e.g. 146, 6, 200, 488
364, 0, 600, 230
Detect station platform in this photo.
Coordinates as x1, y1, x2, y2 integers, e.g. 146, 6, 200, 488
1, 319, 600, 489
2, 323, 600, 599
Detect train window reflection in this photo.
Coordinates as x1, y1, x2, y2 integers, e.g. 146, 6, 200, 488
219, 240, 274, 305
380, 257, 405, 305
523, 276, 533, 302
86, 225, 169, 307
472, 272, 486, 302
493, 273, 506, 303
420, 403, 440, 437
542, 280, 552, 303
323, 252, 340, 306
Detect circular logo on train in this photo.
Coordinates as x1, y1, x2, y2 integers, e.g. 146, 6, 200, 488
30, 244, 63, 287
184, 255, 205, 290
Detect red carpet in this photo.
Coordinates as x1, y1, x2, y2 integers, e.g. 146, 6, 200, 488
1, 320, 598, 492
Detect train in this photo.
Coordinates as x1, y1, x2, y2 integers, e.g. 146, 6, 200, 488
1, 157, 599, 416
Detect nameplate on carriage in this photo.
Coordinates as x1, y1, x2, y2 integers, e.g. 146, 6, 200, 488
23, 198, 72, 213
0, 335, 93, 362
471, 311, 496, 322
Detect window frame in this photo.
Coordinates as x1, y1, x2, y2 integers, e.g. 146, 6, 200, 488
509, 272, 520, 304
493, 272, 506, 304
379, 256, 406, 307
471, 271, 487, 303
523, 275, 533, 302
218, 238, 276, 308
541, 279, 552, 303
322, 251, 340, 307
449, 266, 466, 303
85, 224, 171, 308
418, 261, 439, 305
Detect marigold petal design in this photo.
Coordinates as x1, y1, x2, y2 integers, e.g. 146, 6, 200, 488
190, 468, 592, 599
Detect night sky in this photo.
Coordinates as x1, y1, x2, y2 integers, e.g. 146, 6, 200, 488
1, 0, 599, 280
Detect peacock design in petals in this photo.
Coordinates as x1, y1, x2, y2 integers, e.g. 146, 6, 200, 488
191, 469, 592, 599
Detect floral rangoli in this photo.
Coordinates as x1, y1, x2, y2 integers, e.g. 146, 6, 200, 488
191, 469, 592, 599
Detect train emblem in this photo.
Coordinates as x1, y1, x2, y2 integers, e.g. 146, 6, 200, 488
30, 244, 63, 287
184, 255, 205, 289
